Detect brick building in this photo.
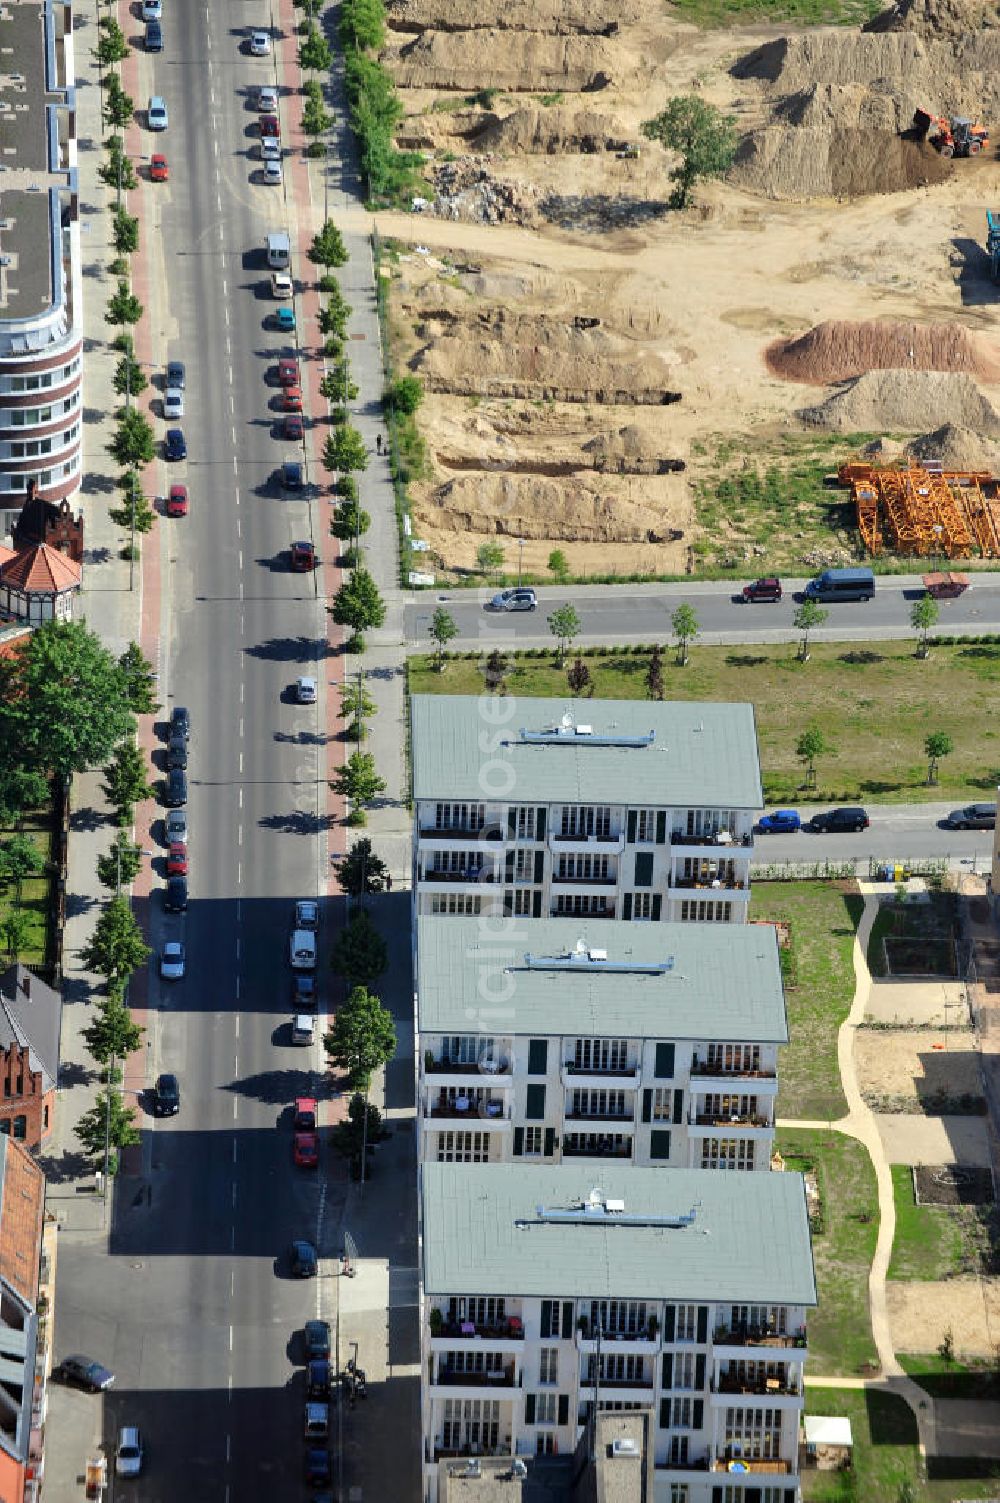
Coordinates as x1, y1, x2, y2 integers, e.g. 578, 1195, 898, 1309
0, 969, 61, 1150
0, 1135, 45, 1503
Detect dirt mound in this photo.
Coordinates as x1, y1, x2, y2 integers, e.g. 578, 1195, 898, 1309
391, 30, 623, 91
472, 106, 628, 154
417, 471, 680, 543
731, 124, 950, 199
387, 0, 639, 34
907, 421, 1000, 470
865, 0, 1000, 38
799, 370, 1000, 433
410, 308, 680, 403
775, 82, 903, 133
766, 319, 1000, 385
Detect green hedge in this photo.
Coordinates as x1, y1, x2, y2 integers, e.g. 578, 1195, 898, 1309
340, 0, 424, 204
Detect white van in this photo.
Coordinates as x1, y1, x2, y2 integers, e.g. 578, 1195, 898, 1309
292, 1014, 317, 1046
289, 929, 317, 970
266, 230, 290, 269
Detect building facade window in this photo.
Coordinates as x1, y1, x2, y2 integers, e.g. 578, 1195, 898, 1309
585, 1300, 648, 1336
705, 1044, 762, 1074
508, 889, 532, 915
559, 805, 611, 839
12, 1116, 26, 1139
701, 1138, 756, 1171
535, 1393, 557, 1425
513, 849, 534, 881
433, 802, 485, 832
436, 1132, 491, 1163
651, 1089, 672, 1120
554, 893, 612, 917
679, 900, 733, 923
515, 807, 538, 840
632, 892, 653, 920
429, 894, 482, 915
523, 1127, 542, 1157
723, 1406, 782, 1460
570, 1089, 628, 1119
573, 1038, 629, 1072
441, 1399, 500, 1453
674, 1304, 698, 1342
539, 1349, 558, 1385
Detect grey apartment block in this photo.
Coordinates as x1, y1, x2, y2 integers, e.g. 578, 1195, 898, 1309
419, 1168, 815, 1503
410, 698, 763, 926
416, 919, 786, 1172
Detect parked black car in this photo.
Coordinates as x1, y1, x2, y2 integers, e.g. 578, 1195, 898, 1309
307, 1359, 332, 1398
152, 1073, 180, 1116
945, 802, 996, 831
304, 1319, 331, 1360
170, 706, 191, 740
56, 1355, 115, 1392
164, 768, 187, 807
164, 876, 188, 912
167, 734, 188, 769
807, 806, 870, 833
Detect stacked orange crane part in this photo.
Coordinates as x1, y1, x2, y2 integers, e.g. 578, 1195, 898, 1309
838, 462, 1000, 558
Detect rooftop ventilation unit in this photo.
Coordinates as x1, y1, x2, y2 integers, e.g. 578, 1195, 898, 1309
509, 712, 655, 750
517, 1189, 700, 1231
516, 939, 674, 976
611, 1439, 640, 1459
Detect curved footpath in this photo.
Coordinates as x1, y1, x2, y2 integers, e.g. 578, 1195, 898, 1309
779, 885, 936, 1459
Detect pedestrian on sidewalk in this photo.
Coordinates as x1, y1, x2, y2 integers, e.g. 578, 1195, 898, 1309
385, 870, 392, 891
376, 433, 382, 455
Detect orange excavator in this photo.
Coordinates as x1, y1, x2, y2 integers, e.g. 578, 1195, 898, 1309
913, 108, 990, 157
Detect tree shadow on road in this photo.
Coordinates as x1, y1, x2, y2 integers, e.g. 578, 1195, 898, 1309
258, 809, 336, 835
222, 1068, 338, 1111
244, 635, 328, 663
35, 1147, 98, 1185
65, 891, 99, 920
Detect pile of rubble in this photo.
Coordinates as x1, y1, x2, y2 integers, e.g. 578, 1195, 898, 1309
430, 157, 539, 224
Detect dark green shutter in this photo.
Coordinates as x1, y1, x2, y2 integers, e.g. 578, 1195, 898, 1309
650, 1130, 670, 1160
642, 1089, 652, 1123
661, 1352, 673, 1389
663, 1305, 675, 1342
562, 1302, 574, 1339
534, 850, 545, 884
525, 1394, 535, 1424
526, 1084, 546, 1120
696, 1307, 708, 1344
673, 1089, 684, 1125
626, 810, 637, 843
656, 811, 667, 844
537, 808, 546, 840
654, 1043, 675, 1079
634, 851, 653, 887
659, 1399, 670, 1429
532, 891, 542, 918
695, 1355, 705, 1389
652, 894, 662, 921
540, 1300, 552, 1338
513, 1127, 524, 1157
528, 1039, 548, 1075
543, 1127, 555, 1157
505, 850, 515, 880
713, 1489, 724, 1503
558, 1394, 569, 1426
503, 894, 513, 917
508, 808, 517, 837
692, 1399, 704, 1430
623, 893, 632, 921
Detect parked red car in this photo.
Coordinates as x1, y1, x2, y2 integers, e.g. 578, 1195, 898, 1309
166, 484, 188, 517
259, 114, 280, 138
283, 413, 304, 441
166, 841, 188, 875
282, 385, 303, 413
293, 1131, 319, 1168
150, 153, 169, 182
290, 540, 317, 571
277, 357, 300, 387
741, 577, 782, 603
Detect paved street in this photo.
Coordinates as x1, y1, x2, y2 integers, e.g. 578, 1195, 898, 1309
405, 572, 1000, 652
753, 801, 994, 871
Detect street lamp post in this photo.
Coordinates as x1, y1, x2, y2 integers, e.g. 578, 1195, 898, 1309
517, 538, 525, 587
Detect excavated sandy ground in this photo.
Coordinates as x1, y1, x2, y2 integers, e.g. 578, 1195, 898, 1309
378, 0, 1000, 576
887, 1278, 1000, 1358
854, 1028, 984, 1105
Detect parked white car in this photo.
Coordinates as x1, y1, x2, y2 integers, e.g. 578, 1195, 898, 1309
289, 930, 316, 970
160, 942, 185, 981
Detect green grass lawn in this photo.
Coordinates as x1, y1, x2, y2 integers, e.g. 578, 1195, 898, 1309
801, 1385, 1000, 1503
780, 1131, 879, 1376
754, 882, 859, 1120
0, 814, 52, 969
898, 1350, 1000, 1402
670, 0, 879, 28
411, 639, 1000, 803
887, 1164, 979, 1281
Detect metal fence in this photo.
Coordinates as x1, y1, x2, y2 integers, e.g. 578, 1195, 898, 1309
371, 227, 414, 588
752, 855, 953, 883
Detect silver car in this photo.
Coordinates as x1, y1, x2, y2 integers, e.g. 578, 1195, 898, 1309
262, 158, 283, 186
148, 96, 168, 131
295, 676, 317, 705
249, 28, 271, 54
259, 138, 281, 161
165, 808, 188, 843
163, 387, 184, 419
116, 1427, 144, 1478
487, 588, 537, 612
160, 942, 186, 981
257, 84, 278, 112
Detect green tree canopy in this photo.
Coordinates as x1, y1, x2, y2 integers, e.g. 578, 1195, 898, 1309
95, 16, 128, 64
329, 569, 386, 647
330, 498, 371, 543
476, 540, 505, 579
641, 96, 738, 208
670, 604, 699, 666
118, 642, 159, 715
323, 424, 368, 476
331, 908, 388, 989
324, 984, 396, 1091
924, 730, 953, 786
335, 837, 389, 899
96, 830, 143, 893
82, 996, 144, 1066
645, 643, 665, 700
548, 549, 569, 582
332, 751, 387, 825
547, 603, 581, 666
106, 279, 143, 329
309, 219, 348, 269
910, 595, 940, 659
792, 599, 828, 662
113, 210, 139, 255
102, 738, 154, 823
299, 24, 333, 73
113, 355, 147, 399
1, 910, 32, 963
0, 834, 44, 903
2, 620, 136, 781
566, 656, 592, 698
110, 407, 155, 469
386, 375, 423, 416
79, 895, 151, 984
795, 725, 829, 788
429, 608, 458, 671
75, 1089, 139, 1169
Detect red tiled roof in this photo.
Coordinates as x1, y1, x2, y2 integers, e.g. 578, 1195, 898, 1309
0, 545, 15, 570
0, 542, 81, 594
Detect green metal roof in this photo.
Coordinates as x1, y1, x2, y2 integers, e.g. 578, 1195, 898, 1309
410, 697, 763, 809
417, 918, 787, 1044
421, 1164, 816, 1306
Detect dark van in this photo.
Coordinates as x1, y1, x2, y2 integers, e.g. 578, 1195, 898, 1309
804, 567, 875, 603
144, 18, 163, 49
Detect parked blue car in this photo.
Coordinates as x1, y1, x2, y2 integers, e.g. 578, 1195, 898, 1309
165, 429, 187, 461
758, 809, 801, 834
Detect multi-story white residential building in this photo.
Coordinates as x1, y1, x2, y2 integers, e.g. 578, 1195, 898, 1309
419, 1166, 815, 1503
416, 919, 786, 1173
0, 0, 83, 541
410, 698, 762, 926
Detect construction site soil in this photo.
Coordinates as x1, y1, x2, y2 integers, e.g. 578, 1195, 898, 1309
377, 0, 1000, 578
